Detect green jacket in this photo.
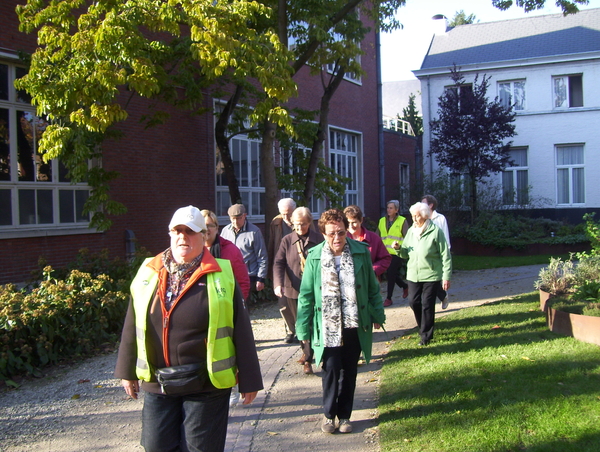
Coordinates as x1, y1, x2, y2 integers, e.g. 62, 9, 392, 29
296, 239, 385, 366
399, 221, 452, 282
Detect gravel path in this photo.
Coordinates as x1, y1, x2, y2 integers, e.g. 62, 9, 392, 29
0, 265, 543, 452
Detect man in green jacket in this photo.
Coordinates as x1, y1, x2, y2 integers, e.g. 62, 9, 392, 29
296, 209, 385, 435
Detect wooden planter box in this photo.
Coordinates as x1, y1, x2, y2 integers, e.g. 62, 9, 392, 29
539, 290, 600, 346
546, 307, 600, 346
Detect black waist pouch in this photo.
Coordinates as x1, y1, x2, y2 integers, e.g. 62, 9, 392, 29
155, 363, 208, 395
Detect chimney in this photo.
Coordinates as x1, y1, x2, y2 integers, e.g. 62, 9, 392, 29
431, 14, 449, 35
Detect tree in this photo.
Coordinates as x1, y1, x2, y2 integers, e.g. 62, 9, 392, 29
429, 66, 517, 222
399, 93, 423, 136
15, 0, 586, 229
449, 10, 478, 27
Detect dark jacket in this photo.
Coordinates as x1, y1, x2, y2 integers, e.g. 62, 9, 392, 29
267, 215, 292, 278
273, 229, 323, 299
114, 251, 263, 395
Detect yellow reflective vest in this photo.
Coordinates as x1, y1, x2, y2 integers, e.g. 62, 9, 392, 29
130, 257, 237, 389
378, 215, 406, 255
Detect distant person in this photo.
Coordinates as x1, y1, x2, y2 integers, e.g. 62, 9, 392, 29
343, 205, 391, 279
268, 198, 297, 341
297, 209, 385, 434
273, 207, 323, 372
422, 194, 451, 309
221, 204, 268, 295
200, 209, 251, 300
378, 200, 409, 307
395, 202, 452, 346
115, 205, 262, 452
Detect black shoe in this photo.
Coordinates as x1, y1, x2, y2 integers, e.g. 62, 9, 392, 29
284, 333, 296, 344
418, 340, 430, 346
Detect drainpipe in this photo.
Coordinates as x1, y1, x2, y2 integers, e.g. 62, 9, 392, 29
376, 30, 385, 217
427, 75, 433, 177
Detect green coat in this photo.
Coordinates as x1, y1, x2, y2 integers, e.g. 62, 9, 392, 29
399, 221, 452, 282
296, 239, 386, 366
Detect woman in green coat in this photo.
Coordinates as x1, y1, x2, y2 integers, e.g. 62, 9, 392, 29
296, 209, 385, 435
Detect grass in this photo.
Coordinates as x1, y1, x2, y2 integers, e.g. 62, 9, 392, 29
452, 254, 571, 271
379, 293, 600, 452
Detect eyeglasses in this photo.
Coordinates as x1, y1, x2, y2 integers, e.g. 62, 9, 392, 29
293, 222, 309, 227
325, 230, 346, 238
206, 224, 218, 229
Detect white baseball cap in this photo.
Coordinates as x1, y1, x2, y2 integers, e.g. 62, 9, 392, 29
168, 205, 206, 233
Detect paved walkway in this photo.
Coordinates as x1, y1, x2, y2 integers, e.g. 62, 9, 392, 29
225, 264, 544, 451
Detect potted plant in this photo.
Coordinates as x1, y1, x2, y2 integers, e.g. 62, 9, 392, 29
534, 256, 575, 311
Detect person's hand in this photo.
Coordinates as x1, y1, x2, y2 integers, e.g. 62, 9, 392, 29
256, 281, 265, 291
392, 240, 400, 250
121, 379, 139, 399
373, 323, 382, 330
274, 286, 283, 297
241, 391, 258, 405
442, 280, 451, 291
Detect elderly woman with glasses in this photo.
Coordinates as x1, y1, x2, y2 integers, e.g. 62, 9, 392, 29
273, 207, 323, 374
394, 202, 452, 346
296, 209, 385, 435
115, 206, 262, 452
200, 209, 251, 301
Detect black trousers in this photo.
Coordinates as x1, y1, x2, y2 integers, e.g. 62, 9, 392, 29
407, 280, 441, 343
321, 328, 362, 420
386, 255, 407, 299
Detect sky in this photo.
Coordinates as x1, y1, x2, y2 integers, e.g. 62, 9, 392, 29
380, 0, 600, 82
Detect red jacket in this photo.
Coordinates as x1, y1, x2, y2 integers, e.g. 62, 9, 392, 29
348, 227, 392, 278
218, 236, 251, 300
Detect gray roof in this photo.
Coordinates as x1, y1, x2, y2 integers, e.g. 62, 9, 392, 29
420, 8, 600, 71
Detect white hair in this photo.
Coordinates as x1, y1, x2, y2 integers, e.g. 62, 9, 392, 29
278, 198, 296, 212
409, 202, 431, 219
291, 206, 312, 222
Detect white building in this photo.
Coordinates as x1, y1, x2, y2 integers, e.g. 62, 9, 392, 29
414, 8, 600, 219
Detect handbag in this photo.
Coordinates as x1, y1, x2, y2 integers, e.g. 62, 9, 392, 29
155, 362, 208, 395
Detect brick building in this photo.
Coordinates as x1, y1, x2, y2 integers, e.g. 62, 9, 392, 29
0, 1, 416, 283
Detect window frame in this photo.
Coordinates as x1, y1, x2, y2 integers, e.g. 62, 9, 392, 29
555, 144, 585, 206
552, 74, 583, 109
0, 61, 94, 239
498, 79, 526, 111
328, 127, 362, 208
502, 147, 529, 206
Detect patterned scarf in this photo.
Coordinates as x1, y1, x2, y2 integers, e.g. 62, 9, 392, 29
320, 242, 359, 347
162, 248, 203, 311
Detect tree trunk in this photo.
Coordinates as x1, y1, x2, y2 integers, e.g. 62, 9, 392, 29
215, 85, 244, 205
470, 174, 478, 223
260, 119, 279, 244
303, 67, 347, 204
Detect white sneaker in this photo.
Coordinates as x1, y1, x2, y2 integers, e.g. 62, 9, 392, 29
338, 418, 352, 433
441, 295, 449, 310
229, 385, 240, 408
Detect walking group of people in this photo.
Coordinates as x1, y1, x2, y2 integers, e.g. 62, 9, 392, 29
115, 195, 452, 451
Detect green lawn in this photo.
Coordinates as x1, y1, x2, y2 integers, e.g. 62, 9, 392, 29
452, 254, 570, 271
379, 293, 600, 452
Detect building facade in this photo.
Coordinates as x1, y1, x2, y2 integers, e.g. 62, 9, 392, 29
414, 8, 600, 220
0, 1, 415, 283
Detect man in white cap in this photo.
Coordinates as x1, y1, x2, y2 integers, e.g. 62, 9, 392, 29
115, 205, 263, 452
220, 203, 268, 294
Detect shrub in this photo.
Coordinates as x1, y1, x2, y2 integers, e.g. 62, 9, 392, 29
1, 266, 130, 384
534, 257, 575, 295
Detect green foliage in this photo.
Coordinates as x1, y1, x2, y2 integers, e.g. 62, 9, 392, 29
399, 93, 423, 136
454, 211, 586, 250
582, 212, 600, 255
448, 10, 478, 27
534, 257, 575, 294
0, 267, 129, 382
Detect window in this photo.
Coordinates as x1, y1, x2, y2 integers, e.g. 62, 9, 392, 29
0, 62, 91, 233
502, 147, 528, 206
215, 134, 264, 218
279, 144, 325, 216
556, 145, 584, 205
553, 75, 583, 108
498, 80, 526, 110
445, 83, 473, 115
329, 129, 361, 207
